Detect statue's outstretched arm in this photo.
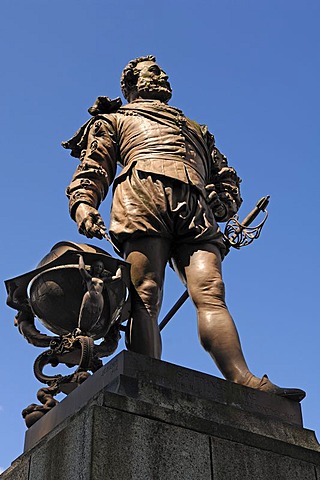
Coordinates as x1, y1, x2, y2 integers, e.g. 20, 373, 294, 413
78, 254, 91, 283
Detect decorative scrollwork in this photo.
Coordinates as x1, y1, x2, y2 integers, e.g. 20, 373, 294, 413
224, 196, 270, 250
224, 211, 268, 249
23, 332, 102, 427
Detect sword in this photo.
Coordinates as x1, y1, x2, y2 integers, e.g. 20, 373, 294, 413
96, 226, 122, 256
101, 230, 122, 256
159, 196, 270, 331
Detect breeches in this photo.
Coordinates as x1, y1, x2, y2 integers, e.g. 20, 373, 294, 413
109, 169, 226, 258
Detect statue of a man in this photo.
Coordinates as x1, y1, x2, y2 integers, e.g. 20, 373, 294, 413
64, 55, 304, 400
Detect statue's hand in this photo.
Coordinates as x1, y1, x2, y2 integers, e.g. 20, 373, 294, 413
75, 204, 107, 239
115, 265, 124, 279
205, 185, 227, 221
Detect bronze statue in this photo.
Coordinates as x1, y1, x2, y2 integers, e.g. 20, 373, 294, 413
63, 55, 305, 401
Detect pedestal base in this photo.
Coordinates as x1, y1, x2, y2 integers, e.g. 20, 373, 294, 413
2, 351, 320, 479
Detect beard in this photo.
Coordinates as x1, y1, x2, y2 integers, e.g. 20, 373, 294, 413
136, 78, 172, 103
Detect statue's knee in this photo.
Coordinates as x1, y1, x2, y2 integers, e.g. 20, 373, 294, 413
191, 277, 226, 306
133, 276, 162, 307
211, 278, 225, 300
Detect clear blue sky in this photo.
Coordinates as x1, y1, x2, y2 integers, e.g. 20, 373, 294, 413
1, 0, 319, 472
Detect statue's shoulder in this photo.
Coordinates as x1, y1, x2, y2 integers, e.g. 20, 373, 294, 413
198, 123, 215, 148
88, 96, 122, 116
61, 118, 94, 158
184, 117, 215, 146
62, 97, 122, 158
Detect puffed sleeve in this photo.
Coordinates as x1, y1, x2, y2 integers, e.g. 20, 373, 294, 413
65, 116, 118, 220
205, 129, 243, 222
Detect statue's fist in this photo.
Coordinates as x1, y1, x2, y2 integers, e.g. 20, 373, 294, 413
75, 204, 107, 239
205, 185, 228, 222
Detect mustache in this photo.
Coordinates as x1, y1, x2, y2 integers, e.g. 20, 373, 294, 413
138, 81, 172, 92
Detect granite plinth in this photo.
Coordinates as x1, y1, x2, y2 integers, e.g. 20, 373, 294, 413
1, 351, 320, 479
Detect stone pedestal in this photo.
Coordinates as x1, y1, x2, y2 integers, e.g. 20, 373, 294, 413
2, 350, 320, 479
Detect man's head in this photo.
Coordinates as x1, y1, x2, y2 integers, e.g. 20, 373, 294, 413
91, 260, 104, 277
121, 55, 172, 103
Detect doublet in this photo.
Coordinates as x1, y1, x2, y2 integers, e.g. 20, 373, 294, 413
66, 99, 241, 224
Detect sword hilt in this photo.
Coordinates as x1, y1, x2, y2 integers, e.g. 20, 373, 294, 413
240, 195, 270, 228
225, 195, 270, 249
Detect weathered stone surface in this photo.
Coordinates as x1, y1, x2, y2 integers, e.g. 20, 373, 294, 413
210, 437, 317, 480
24, 351, 305, 452
100, 376, 319, 454
113, 351, 303, 425
28, 407, 93, 480
0, 455, 30, 480
2, 351, 320, 480
91, 406, 211, 480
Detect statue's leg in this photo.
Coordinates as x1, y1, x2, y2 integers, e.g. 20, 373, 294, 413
123, 236, 171, 359
173, 242, 257, 385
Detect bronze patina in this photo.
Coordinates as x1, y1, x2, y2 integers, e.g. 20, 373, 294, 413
5, 241, 130, 426
63, 55, 305, 402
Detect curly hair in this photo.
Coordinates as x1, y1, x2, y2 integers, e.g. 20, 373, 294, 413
120, 55, 156, 101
